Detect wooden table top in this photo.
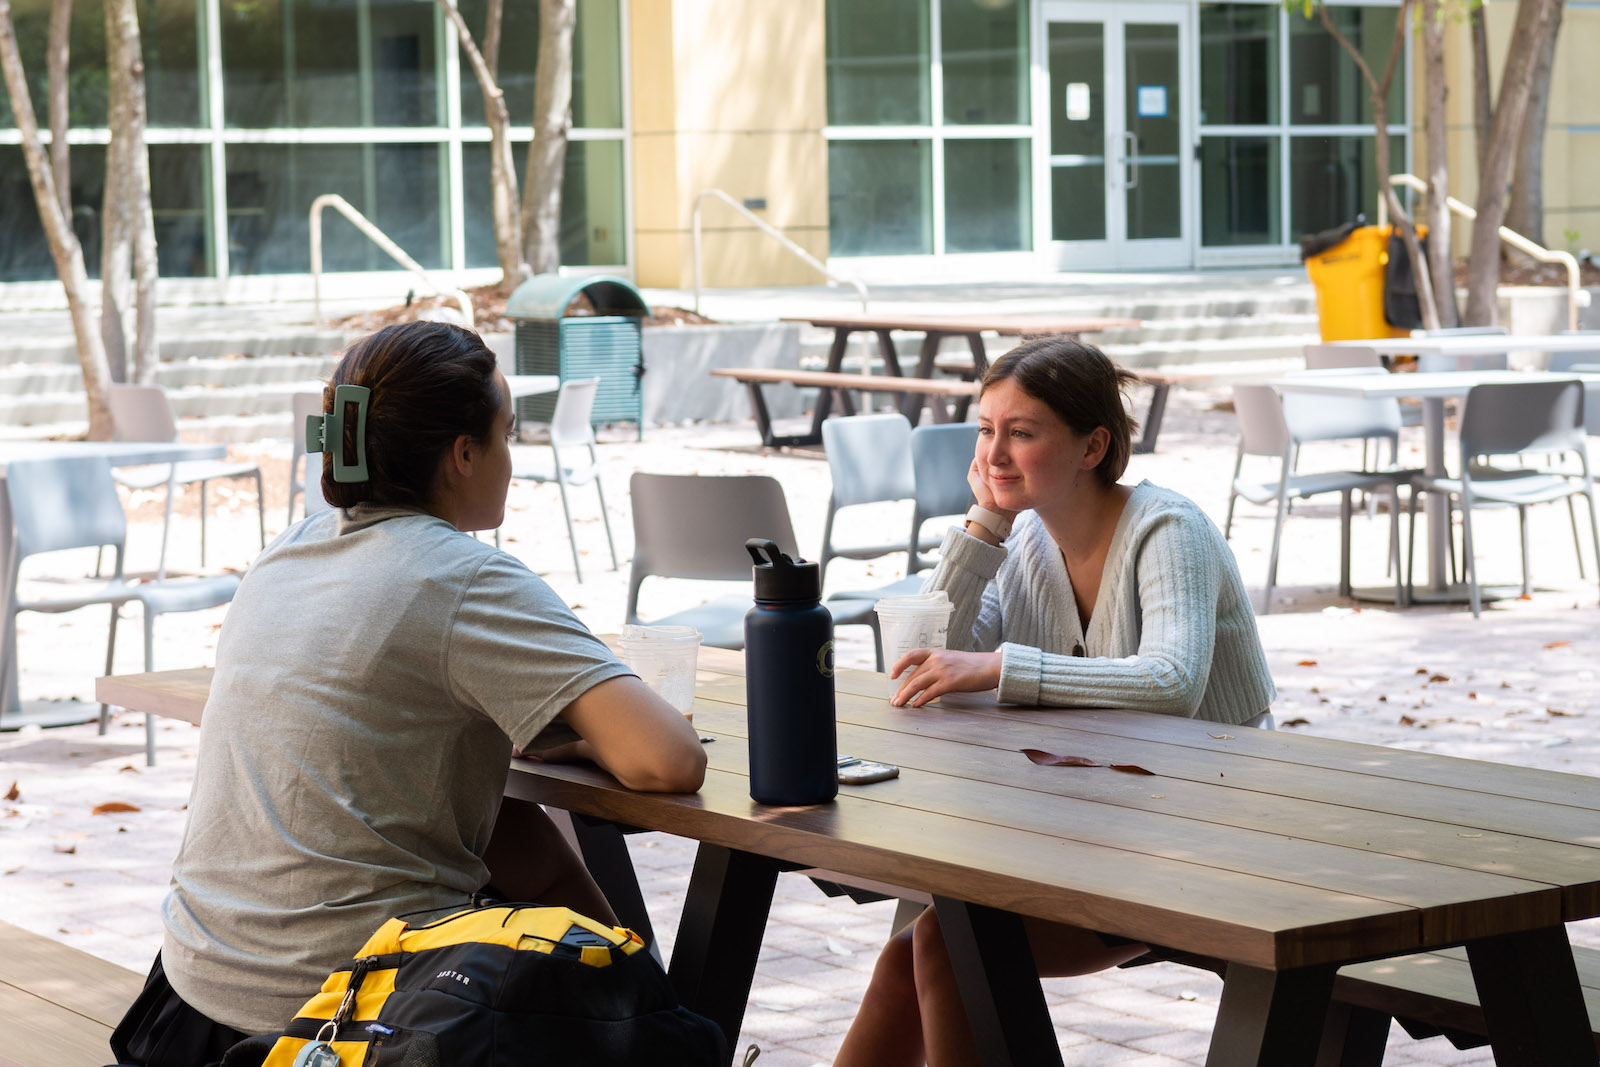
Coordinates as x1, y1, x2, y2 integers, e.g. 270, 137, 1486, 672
101, 648, 1600, 976
781, 313, 1141, 335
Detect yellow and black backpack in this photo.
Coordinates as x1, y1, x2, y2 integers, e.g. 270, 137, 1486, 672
220, 903, 726, 1066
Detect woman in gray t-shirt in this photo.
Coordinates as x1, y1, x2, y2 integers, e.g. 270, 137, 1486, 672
112, 322, 707, 1067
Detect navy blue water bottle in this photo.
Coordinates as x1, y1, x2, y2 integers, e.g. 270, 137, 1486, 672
744, 538, 838, 806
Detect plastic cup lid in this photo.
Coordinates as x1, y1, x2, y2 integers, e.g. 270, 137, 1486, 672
620, 624, 703, 645
873, 590, 952, 613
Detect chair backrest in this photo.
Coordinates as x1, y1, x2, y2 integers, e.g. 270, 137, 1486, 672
911, 422, 978, 523
627, 473, 799, 620
1459, 379, 1586, 460
1279, 370, 1402, 443
107, 384, 180, 443
821, 413, 914, 508
1230, 384, 1291, 459
4, 455, 127, 562
549, 378, 601, 449
1418, 352, 1508, 373
1303, 344, 1381, 370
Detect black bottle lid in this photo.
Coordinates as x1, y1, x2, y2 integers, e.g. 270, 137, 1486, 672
745, 538, 821, 603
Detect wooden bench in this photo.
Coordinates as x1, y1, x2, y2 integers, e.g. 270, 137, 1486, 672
710, 365, 1188, 453
0, 921, 145, 1067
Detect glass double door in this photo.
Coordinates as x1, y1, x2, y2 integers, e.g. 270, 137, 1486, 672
1045, 2, 1191, 269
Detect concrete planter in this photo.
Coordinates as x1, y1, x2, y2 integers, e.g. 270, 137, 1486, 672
640, 322, 803, 425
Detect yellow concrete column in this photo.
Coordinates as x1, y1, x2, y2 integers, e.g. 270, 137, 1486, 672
629, 0, 829, 289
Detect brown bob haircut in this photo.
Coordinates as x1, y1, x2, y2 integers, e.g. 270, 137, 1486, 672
980, 336, 1140, 488
320, 321, 502, 510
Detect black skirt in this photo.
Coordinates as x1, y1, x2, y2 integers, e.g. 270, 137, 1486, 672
110, 953, 251, 1067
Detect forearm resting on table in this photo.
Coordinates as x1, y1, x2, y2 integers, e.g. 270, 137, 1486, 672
538, 675, 707, 793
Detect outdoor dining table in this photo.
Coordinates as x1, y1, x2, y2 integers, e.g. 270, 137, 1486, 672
1270, 368, 1600, 602
1, 439, 226, 729
97, 646, 1600, 1065
1329, 332, 1600, 369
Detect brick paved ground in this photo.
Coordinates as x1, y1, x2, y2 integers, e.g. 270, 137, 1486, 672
4, 385, 1597, 1064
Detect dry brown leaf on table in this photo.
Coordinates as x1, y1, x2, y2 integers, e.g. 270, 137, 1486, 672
92, 801, 140, 815
3, 781, 18, 801
1544, 641, 1571, 649
1296, 659, 1318, 667
1109, 764, 1156, 776
1022, 749, 1103, 767
1281, 717, 1311, 727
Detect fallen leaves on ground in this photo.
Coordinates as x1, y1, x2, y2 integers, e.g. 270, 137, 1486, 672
1548, 708, 1579, 717
1296, 660, 1318, 667
1021, 749, 1154, 775
1426, 674, 1451, 684
1544, 641, 1571, 649
91, 801, 140, 815
1399, 715, 1418, 726
1281, 717, 1311, 727
3, 781, 17, 801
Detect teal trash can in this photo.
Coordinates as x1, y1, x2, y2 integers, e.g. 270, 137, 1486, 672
505, 274, 649, 438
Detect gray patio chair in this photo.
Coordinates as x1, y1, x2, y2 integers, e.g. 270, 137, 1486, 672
6, 455, 240, 765
1226, 384, 1414, 612
819, 413, 915, 584
1407, 379, 1600, 617
501, 378, 617, 583
907, 422, 978, 574
628, 472, 869, 651
107, 383, 265, 578
286, 391, 331, 524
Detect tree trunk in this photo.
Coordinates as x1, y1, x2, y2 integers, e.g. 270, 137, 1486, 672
523, 0, 574, 275
1464, 0, 1563, 325
1505, 0, 1564, 254
483, 0, 502, 82
1421, 0, 1459, 327
437, 0, 524, 291
1470, 4, 1492, 178
100, 0, 132, 385
108, 0, 160, 383
0, 0, 114, 439
46, 0, 69, 218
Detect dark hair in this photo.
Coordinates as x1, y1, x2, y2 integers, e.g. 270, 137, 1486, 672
980, 336, 1139, 488
320, 321, 502, 510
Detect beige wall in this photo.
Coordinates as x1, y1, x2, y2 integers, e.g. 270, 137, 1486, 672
629, 0, 829, 289
1427, 4, 1600, 258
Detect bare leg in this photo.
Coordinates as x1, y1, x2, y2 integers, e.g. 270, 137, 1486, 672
834, 924, 924, 1067
480, 796, 618, 924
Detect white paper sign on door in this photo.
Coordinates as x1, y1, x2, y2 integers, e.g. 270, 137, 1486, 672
1136, 85, 1167, 118
1065, 82, 1091, 121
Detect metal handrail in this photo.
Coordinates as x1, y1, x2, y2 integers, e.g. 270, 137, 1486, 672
309, 194, 473, 327
1385, 174, 1587, 330
692, 189, 869, 315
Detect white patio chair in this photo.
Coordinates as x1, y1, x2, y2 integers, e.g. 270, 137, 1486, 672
1407, 379, 1600, 617
107, 384, 265, 578
819, 413, 915, 585
6, 455, 239, 765
1226, 384, 1414, 612
501, 378, 617, 583
286, 391, 331, 524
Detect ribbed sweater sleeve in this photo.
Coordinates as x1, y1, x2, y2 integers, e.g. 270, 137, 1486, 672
922, 524, 1006, 652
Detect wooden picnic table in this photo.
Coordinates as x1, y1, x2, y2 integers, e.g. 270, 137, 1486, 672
97, 648, 1600, 1065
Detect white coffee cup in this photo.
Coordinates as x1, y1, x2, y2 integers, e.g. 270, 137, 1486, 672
874, 591, 953, 700
618, 625, 702, 718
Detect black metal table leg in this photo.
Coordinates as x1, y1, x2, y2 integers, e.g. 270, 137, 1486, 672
932, 896, 1063, 1067
1133, 382, 1171, 454
744, 382, 778, 448
668, 844, 781, 1064
900, 332, 945, 425
1207, 962, 1336, 1065
1314, 1002, 1392, 1067
1466, 925, 1593, 1064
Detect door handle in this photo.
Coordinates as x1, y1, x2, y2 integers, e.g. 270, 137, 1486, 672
1123, 131, 1139, 191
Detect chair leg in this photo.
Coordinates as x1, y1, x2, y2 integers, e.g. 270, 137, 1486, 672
593, 467, 619, 571
820, 495, 839, 585
144, 607, 157, 766
1462, 496, 1481, 618
1338, 489, 1353, 598
1389, 483, 1405, 607
1518, 504, 1532, 597
157, 476, 176, 581
99, 602, 120, 735
555, 471, 582, 583
1583, 486, 1600, 605
199, 480, 209, 568
1264, 483, 1290, 614
1405, 484, 1420, 600
253, 470, 266, 550
1566, 495, 1586, 580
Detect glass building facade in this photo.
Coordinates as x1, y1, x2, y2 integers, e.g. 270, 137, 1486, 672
0, 0, 628, 283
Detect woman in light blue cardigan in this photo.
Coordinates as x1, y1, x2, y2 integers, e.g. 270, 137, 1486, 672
838, 337, 1276, 1067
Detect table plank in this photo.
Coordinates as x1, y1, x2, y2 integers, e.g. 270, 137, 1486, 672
94, 667, 212, 726
783, 314, 1140, 335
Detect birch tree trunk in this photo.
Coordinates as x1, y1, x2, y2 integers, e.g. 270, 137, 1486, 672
114, 0, 159, 382
437, 0, 525, 291
46, 0, 69, 217
1421, 0, 1459, 326
1464, 0, 1563, 325
523, 0, 574, 275
1504, 0, 1564, 254
1470, 5, 1492, 178
100, 0, 132, 385
0, 0, 114, 439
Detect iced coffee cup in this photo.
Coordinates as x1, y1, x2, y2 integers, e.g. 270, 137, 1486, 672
618, 625, 702, 720
873, 591, 953, 700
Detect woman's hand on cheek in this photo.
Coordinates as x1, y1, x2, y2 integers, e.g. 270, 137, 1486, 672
890, 649, 1003, 707
968, 459, 999, 511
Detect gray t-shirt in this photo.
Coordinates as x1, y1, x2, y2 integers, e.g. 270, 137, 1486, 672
161, 505, 631, 1033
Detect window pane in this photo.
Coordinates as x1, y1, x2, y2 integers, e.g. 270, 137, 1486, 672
941, 0, 1027, 126
1049, 22, 1103, 158
1289, 134, 1404, 238
828, 140, 931, 255
1288, 7, 1402, 127
825, 0, 929, 126
0, 143, 212, 280
1051, 166, 1104, 242
1200, 136, 1280, 246
945, 138, 1031, 253
222, 0, 440, 128
463, 139, 626, 267
1199, 4, 1277, 126
226, 143, 445, 274
458, 0, 622, 129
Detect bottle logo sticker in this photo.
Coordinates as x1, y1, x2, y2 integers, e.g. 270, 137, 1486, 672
816, 640, 835, 678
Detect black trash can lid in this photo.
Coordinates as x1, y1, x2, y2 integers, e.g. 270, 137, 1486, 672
505, 274, 649, 320
1298, 217, 1365, 262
